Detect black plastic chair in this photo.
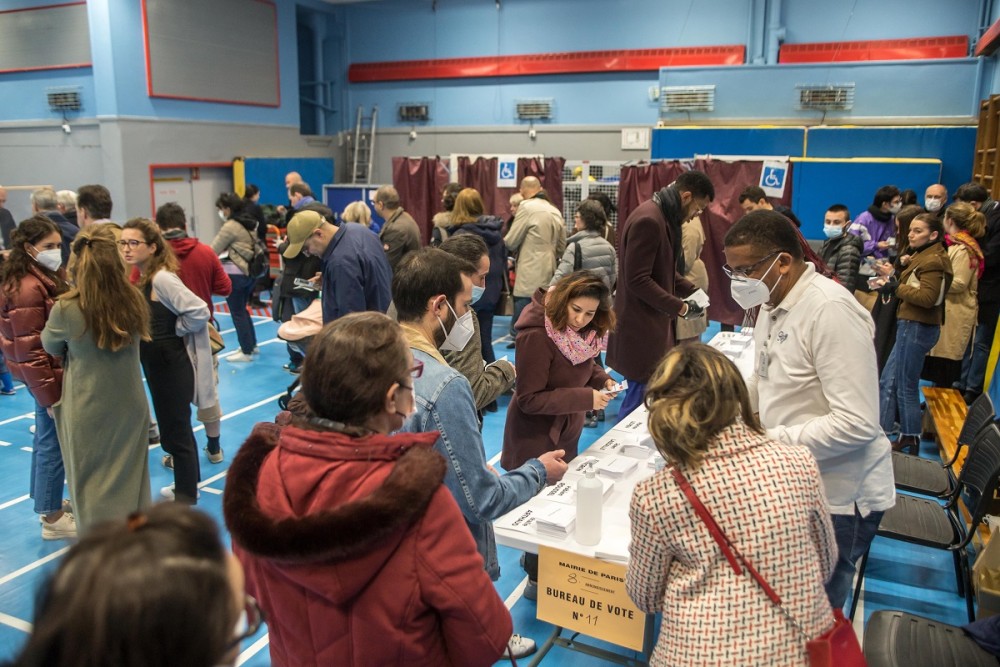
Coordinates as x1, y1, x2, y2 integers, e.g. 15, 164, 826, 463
850, 423, 1000, 623
893, 393, 994, 498
863, 610, 999, 667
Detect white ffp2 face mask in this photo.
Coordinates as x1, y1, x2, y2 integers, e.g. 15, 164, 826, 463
33, 247, 62, 272
729, 255, 781, 310
438, 300, 475, 352
925, 198, 943, 212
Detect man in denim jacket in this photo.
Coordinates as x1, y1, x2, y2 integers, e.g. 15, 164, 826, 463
396, 249, 568, 580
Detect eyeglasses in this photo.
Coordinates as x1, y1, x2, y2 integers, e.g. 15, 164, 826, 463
225, 595, 264, 651
116, 239, 149, 249
409, 360, 424, 379
722, 250, 780, 280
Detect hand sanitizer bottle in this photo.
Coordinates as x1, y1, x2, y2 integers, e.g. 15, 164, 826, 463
576, 463, 603, 545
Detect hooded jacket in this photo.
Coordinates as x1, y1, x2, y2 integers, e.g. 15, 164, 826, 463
225, 424, 512, 667
819, 230, 863, 291
448, 215, 507, 311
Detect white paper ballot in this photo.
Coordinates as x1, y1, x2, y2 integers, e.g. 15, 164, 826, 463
688, 288, 710, 308
596, 456, 639, 478
540, 481, 578, 505
534, 504, 576, 534
494, 506, 540, 534
592, 436, 627, 455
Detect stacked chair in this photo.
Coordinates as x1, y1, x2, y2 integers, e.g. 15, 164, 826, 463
857, 419, 1000, 666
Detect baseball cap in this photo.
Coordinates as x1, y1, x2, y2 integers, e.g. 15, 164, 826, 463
283, 210, 324, 259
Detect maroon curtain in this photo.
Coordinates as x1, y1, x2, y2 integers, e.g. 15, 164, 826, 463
392, 156, 450, 244
519, 157, 565, 215
457, 157, 505, 218
616, 161, 687, 243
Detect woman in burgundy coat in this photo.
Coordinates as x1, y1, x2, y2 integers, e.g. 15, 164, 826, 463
501, 271, 617, 471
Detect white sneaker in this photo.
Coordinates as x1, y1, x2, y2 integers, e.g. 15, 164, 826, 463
204, 447, 224, 464
227, 352, 254, 363
160, 484, 200, 500
252, 346, 260, 356
503, 634, 537, 659
41, 512, 77, 541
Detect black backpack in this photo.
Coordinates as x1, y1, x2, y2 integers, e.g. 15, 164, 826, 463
235, 225, 269, 279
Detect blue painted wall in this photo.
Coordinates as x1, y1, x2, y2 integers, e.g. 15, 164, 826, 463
334, 0, 990, 130
0, 0, 309, 126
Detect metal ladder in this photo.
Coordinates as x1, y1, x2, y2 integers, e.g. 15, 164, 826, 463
351, 106, 377, 184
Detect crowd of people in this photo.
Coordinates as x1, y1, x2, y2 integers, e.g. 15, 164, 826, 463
1, 168, 996, 666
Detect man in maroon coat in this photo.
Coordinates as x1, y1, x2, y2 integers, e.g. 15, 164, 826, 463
608, 170, 714, 416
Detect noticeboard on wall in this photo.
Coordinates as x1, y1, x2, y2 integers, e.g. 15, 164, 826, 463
0, 2, 91, 73
141, 0, 280, 107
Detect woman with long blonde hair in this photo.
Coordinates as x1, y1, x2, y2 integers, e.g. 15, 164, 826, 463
41, 225, 152, 531
627, 343, 836, 666
121, 218, 214, 504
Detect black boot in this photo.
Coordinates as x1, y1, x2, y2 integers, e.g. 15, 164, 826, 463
892, 435, 920, 456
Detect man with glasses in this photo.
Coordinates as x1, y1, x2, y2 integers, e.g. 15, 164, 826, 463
607, 170, 714, 416
395, 247, 567, 660
723, 210, 895, 610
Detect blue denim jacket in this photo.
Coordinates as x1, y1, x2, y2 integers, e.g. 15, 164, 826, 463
403, 347, 546, 580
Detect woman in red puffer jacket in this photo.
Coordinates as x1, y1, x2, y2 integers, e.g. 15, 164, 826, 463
0, 215, 72, 539
224, 312, 512, 667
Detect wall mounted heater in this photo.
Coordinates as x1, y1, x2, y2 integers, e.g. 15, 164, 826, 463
796, 83, 855, 111
659, 85, 715, 114
398, 103, 430, 122
46, 87, 82, 112
516, 99, 553, 120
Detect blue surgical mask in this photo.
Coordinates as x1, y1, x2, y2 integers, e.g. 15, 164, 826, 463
471, 284, 485, 304
822, 224, 844, 239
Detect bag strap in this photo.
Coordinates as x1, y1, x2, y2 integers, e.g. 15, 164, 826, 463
573, 241, 583, 271
669, 466, 808, 638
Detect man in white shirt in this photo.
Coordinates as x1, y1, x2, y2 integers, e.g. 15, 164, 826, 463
722, 210, 895, 609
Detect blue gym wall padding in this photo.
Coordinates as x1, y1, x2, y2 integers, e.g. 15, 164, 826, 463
242, 157, 334, 209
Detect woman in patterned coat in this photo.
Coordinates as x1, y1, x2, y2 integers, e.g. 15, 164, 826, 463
626, 343, 836, 666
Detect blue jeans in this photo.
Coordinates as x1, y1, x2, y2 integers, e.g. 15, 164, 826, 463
959, 310, 998, 393
227, 273, 258, 355
30, 400, 65, 515
618, 380, 647, 417
509, 296, 531, 337
879, 319, 939, 436
827, 507, 884, 609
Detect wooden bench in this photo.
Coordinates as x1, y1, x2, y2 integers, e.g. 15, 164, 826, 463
921, 386, 990, 545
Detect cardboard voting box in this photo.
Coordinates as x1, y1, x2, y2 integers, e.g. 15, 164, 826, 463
974, 534, 1000, 619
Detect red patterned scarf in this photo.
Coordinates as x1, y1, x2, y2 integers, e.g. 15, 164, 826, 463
544, 315, 602, 365
946, 230, 985, 279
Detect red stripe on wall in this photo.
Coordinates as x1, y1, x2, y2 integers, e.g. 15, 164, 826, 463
975, 19, 1000, 57
779, 36, 968, 63
348, 46, 745, 83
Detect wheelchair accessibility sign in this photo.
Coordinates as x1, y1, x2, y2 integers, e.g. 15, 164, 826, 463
759, 160, 788, 198
498, 156, 518, 188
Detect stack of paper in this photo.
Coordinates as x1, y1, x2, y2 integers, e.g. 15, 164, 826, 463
622, 434, 655, 458
596, 456, 638, 478
493, 506, 541, 534
534, 504, 576, 538
544, 476, 615, 505
647, 451, 667, 471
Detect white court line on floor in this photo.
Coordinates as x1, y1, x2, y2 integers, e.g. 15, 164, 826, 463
505, 576, 529, 609
218, 337, 281, 359
200, 486, 223, 495
852, 571, 866, 645
149, 391, 286, 451
0, 440, 11, 446
488, 451, 502, 466
0, 546, 70, 588
0, 495, 30, 511
19, 447, 31, 453
236, 634, 270, 666
0, 412, 33, 426
0, 611, 31, 633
